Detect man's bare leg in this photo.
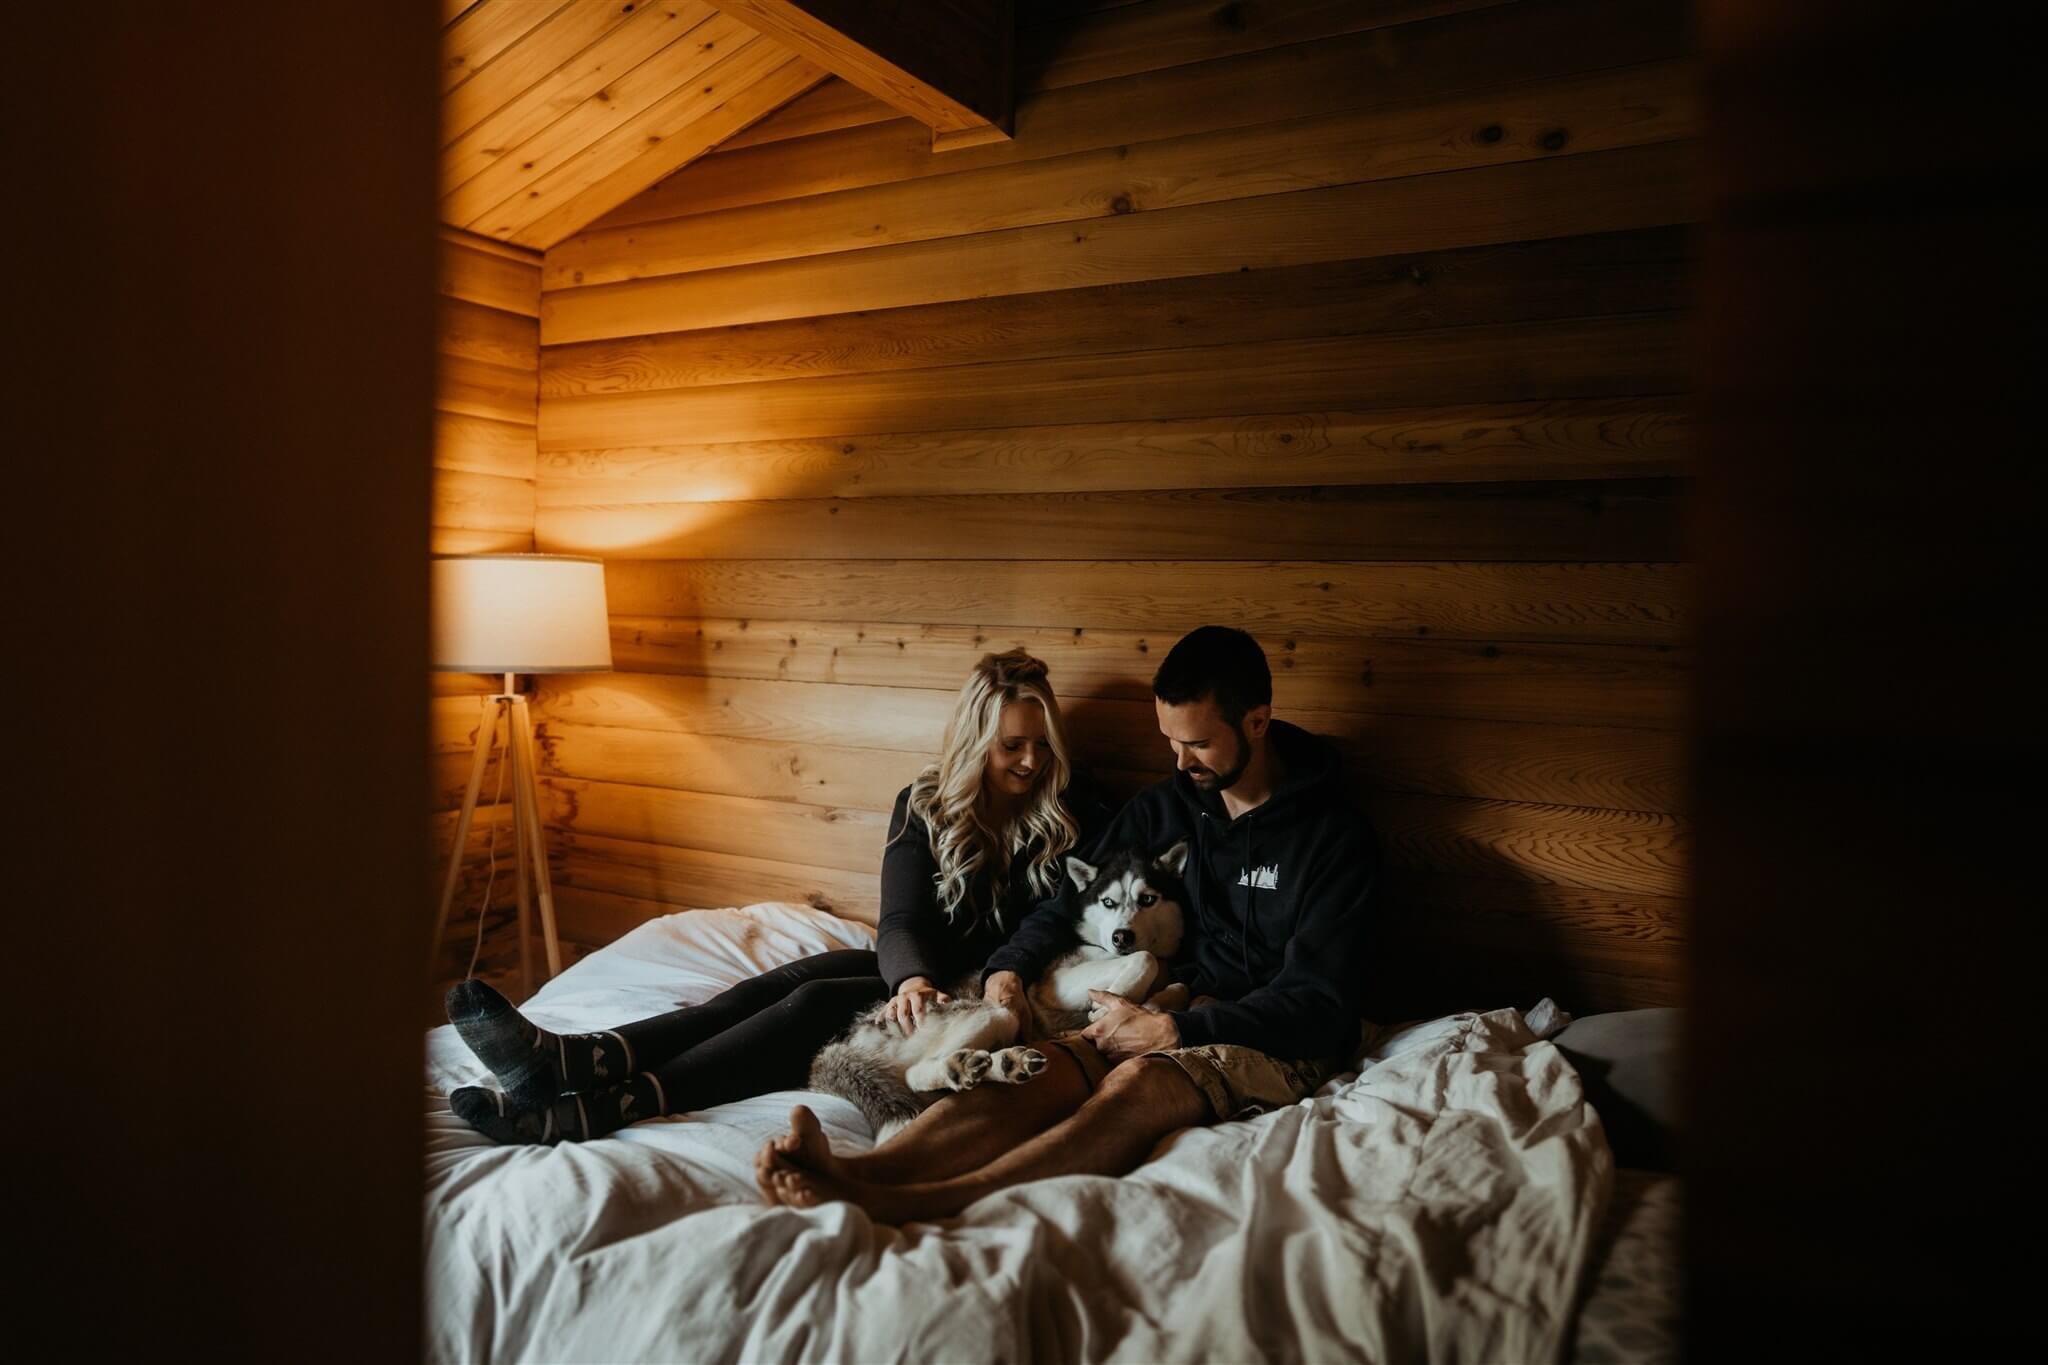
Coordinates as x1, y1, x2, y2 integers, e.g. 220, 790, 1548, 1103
853, 1044, 1097, 1181
768, 1056, 1209, 1223
753, 1045, 1092, 1199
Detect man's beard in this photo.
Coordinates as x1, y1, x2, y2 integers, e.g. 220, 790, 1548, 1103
1186, 721, 1251, 791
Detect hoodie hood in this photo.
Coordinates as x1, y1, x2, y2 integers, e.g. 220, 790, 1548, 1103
1170, 718, 1338, 827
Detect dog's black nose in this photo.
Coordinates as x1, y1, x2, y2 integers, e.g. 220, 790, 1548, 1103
1111, 928, 1136, 952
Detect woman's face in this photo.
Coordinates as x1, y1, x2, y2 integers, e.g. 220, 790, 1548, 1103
985, 700, 1052, 801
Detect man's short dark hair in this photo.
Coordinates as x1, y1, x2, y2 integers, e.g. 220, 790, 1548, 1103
1151, 626, 1272, 725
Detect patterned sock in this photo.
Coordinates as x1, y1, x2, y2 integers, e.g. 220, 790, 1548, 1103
448, 1074, 667, 1145
443, 979, 635, 1110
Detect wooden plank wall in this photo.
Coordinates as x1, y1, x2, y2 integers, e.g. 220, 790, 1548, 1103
435, 227, 539, 552
529, 0, 1697, 1016
431, 228, 543, 997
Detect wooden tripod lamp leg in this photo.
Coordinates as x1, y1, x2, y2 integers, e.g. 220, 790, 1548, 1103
509, 701, 534, 1001
430, 695, 503, 972
510, 693, 563, 979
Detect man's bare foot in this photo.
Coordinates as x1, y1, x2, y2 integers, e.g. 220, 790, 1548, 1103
779, 1105, 848, 1176
753, 1134, 791, 1203
755, 1105, 847, 1203
767, 1164, 829, 1209
769, 1158, 936, 1224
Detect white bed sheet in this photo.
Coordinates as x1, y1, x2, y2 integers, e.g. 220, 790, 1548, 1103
1567, 1169, 1681, 1365
426, 903, 1614, 1365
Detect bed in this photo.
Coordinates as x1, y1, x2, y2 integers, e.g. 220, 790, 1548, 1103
425, 902, 1678, 1364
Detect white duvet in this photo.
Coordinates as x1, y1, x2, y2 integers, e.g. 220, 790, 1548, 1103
425, 903, 1613, 1365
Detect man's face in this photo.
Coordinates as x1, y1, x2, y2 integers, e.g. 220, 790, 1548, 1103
1155, 694, 1250, 792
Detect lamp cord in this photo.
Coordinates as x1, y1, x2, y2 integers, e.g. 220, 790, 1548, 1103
464, 703, 512, 981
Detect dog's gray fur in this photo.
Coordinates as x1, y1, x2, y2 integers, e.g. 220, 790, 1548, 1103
808, 841, 1189, 1139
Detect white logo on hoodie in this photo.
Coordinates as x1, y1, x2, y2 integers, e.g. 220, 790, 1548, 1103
1236, 864, 1280, 891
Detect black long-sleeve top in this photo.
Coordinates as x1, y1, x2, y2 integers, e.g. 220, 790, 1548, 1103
983, 722, 1379, 1061
876, 774, 1116, 993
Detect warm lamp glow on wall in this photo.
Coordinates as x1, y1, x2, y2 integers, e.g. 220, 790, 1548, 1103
430, 554, 611, 992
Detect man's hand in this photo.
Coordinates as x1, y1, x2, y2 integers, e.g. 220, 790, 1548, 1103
984, 970, 1033, 1038
1081, 990, 1181, 1061
1142, 982, 1191, 1013
881, 976, 949, 1035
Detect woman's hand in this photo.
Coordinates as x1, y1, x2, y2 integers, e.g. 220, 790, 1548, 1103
883, 976, 950, 1035
984, 970, 1034, 1039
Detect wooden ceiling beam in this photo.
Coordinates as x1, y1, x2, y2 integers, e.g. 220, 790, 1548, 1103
715, 0, 1013, 148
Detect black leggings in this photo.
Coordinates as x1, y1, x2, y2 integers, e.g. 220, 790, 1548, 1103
612, 949, 887, 1115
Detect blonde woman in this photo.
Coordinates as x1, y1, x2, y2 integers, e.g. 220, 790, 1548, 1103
445, 650, 1114, 1144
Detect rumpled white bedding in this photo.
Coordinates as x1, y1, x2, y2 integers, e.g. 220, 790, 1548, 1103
425, 903, 1614, 1365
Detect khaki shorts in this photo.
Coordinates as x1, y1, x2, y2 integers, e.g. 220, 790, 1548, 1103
1037, 1033, 1338, 1124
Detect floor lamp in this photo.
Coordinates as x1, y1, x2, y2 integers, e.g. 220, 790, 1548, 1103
430, 554, 611, 996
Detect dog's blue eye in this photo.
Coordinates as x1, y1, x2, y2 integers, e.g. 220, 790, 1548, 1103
1101, 897, 1115, 907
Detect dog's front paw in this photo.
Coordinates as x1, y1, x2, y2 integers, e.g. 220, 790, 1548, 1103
989, 1047, 1047, 1083
1119, 951, 1162, 1001
943, 1048, 992, 1091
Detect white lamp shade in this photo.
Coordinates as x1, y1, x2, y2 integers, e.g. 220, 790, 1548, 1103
431, 554, 612, 673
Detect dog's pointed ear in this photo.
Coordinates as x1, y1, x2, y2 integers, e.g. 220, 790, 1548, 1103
1157, 839, 1190, 876
1065, 854, 1098, 892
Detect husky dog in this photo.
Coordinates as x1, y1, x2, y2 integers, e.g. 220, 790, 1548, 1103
808, 841, 1190, 1139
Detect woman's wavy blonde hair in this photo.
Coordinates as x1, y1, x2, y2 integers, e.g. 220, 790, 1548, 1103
899, 648, 1079, 929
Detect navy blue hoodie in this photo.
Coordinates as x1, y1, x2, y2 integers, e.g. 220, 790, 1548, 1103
983, 721, 1378, 1060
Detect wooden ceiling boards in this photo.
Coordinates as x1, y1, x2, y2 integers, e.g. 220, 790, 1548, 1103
439, 1, 1013, 248
439, 2, 828, 249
